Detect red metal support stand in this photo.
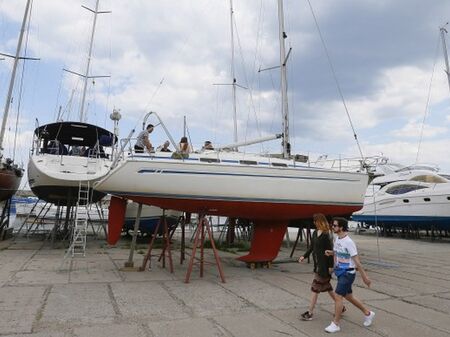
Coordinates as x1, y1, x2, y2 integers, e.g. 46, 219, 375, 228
184, 214, 226, 283
180, 213, 190, 264
139, 210, 173, 273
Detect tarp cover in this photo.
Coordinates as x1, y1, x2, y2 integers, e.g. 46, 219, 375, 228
34, 121, 116, 147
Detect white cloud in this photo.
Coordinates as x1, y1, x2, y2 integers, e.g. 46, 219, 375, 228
391, 120, 448, 139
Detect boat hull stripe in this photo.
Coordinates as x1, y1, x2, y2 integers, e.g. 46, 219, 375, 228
137, 169, 360, 182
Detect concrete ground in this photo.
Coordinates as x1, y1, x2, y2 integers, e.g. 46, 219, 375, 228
1, 231, 450, 337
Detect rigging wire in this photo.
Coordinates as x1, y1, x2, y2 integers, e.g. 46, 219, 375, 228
232, 8, 263, 147
306, 0, 365, 162
415, 32, 441, 164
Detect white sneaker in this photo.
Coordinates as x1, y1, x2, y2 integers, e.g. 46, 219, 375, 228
363, 311, 375, 327
325, 321, 341, 333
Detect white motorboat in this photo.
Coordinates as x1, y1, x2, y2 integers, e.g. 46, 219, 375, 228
352, 168, 450, 230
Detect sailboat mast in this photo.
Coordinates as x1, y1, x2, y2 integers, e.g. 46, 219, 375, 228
79, 0, 101, 122
230, 0, 238, 144
0, 0, 32, 152
277, 0, 290, 159
440, 25, 450, 93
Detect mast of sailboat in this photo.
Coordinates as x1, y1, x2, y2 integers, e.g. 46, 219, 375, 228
0, 0, 32, 152
277, 0, 290, 159
440, 23, 450, 93
78, 0, 110, 122
229, 0, 238, 144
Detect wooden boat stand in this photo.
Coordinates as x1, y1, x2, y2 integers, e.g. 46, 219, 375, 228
289, 225, 312, 260
139, 210, 174, 273
184, 214, 226, 283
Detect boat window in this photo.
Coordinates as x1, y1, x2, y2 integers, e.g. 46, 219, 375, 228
385, 184, 428, 195
409, 175, 448, 183
271, 162, 288, 167
403, 199, 409, 203
424, 198, 431, 202
239, 160, 257, 165
199, 157, 220, 163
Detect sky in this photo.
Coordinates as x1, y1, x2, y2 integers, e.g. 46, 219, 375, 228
1, 0, 450, 191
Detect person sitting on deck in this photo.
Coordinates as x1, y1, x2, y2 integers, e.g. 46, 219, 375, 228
179, 136, 190, 154
156, 140, 172, 152
69, 145, 82, 156
202, 140, 214, 151
47, 140, 68, 155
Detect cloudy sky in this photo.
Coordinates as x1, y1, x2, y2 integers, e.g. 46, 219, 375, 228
1, 0, 450, 188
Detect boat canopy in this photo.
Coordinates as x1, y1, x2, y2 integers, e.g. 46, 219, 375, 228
34, 121, 116, 147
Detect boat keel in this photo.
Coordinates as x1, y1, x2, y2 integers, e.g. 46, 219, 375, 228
237, 220, 287, 263
107, 196, 127, 245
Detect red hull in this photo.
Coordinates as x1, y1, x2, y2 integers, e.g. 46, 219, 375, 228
0, 168, 22, 202
123, 195, 361, 220
106, 195, 361, 263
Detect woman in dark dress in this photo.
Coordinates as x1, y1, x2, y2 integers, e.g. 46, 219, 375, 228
298, 213, 342, 321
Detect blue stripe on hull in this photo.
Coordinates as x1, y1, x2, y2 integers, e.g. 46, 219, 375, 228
352, 214, 450, 230
137, 168, 360, 182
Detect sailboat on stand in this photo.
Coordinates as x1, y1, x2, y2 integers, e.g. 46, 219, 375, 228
0, 0, 32, 212
95, 0, 369, 264
27, 0, 115, 207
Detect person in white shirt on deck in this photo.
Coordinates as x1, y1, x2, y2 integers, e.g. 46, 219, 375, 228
134, 124, 154, 154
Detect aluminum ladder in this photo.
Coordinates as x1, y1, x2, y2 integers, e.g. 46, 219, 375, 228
60, 181, 90, 269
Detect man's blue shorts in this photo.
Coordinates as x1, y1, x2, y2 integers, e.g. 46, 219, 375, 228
335, 272, 356, 296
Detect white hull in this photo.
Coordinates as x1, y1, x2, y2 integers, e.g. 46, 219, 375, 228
28, 153, 111, 204
353, 170, 450, 228
96, 152, 368, 219
125, 202, 181, 221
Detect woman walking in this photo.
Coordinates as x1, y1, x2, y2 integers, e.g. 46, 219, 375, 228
298, 213, 341, 320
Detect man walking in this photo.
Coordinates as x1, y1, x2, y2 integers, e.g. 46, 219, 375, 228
324, 217, 375, 333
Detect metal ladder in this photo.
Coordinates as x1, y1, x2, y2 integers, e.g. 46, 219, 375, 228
71, 181, 90, 256
61, 182, 90, 267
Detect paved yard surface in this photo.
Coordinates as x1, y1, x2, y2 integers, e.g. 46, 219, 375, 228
1, 231, 449, 337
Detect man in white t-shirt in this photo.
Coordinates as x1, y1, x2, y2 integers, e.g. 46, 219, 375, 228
324, 217, 375, 333
134, 124, 154, 153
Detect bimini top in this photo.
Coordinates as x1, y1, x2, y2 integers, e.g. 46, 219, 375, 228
34, 121, 116, 147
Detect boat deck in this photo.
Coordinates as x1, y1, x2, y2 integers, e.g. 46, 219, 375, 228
1, 232, 450, 336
